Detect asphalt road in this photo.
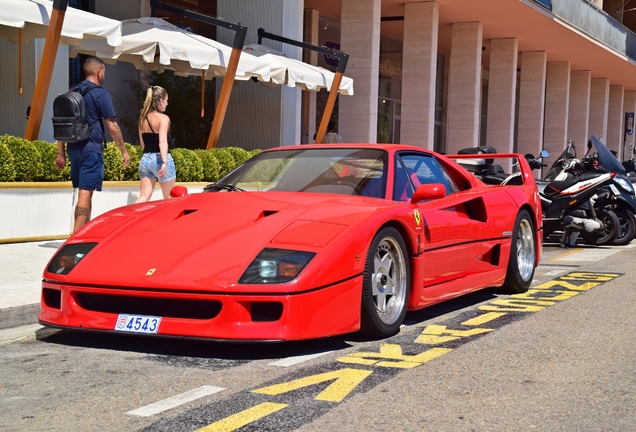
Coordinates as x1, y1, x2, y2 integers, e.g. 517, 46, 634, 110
1, 242, 635, 432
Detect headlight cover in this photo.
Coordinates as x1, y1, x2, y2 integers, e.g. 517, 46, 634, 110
614, 176, 635, 196
46, 242, 98, 275
239, 248, 316, 284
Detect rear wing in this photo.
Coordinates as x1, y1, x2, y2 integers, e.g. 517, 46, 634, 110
446, 153, 538, 187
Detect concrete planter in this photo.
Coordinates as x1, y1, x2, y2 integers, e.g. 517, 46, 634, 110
0, 182, 206, 243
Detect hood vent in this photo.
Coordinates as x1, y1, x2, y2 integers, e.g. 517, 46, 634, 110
175, 209, 198, 220
256, 210, 279, 221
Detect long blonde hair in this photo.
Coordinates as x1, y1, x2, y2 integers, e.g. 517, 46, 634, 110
138, 86, 167, 130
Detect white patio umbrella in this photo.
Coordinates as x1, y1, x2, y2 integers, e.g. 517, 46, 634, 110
243, 43, 354, 95
69, 17, 272, 83
0, 0, 124, 140
0, 0, 122, 46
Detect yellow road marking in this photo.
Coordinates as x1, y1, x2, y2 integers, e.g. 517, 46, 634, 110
461, 312, 507, 326
252, 368, 373, 402
415, 325, 492, 344
338, 344, 451, 368
196, 402, 288, 432
535, 280, 600, 291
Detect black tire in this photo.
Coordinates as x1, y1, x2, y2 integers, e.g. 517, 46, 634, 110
360, 227, 410, 338
502, 210, 535, 294
612, 208, 636, 246
581, 209, 619, 245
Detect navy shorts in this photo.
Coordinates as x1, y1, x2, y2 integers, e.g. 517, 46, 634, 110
67, 145, 104, 191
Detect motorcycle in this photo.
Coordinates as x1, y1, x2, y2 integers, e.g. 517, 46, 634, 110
576, 137, 636, 245
536, 136, 631, 247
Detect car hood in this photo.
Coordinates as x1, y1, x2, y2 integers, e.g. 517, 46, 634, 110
57, 191, 389, 290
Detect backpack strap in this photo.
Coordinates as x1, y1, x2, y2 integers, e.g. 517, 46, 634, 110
79, 84, 107, 147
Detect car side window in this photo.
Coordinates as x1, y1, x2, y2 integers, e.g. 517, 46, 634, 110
393, 153, 458, 201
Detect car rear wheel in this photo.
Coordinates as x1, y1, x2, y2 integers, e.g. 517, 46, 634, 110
502, 209, 535, 294
360, 227, 410, 338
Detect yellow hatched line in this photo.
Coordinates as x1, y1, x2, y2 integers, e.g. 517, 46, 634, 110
461, 312, 506, 326
196, 402, 288, 432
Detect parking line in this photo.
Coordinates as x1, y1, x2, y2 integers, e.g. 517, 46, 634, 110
268, 351, 334, 367
553, 247, 628, 262
126, 385, 225, 417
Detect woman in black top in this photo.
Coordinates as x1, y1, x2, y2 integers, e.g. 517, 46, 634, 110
134, 85, 176, 203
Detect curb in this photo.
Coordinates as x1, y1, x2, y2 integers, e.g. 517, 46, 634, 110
0, 304, 40, 330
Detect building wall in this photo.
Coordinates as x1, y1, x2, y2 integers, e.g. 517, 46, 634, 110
216, 0, 303, 149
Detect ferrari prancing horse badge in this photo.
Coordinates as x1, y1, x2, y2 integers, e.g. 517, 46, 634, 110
413, 210, 421, 226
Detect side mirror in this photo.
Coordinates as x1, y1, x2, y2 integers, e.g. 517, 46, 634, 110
410, 183, 446, 204
539, 150, 550, 158
170, 185, 188, 197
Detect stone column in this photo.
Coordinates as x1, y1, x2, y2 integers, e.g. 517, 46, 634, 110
302, 9, 319, 144
567, 70, 591, 150
485, 38, 518, 153
624, 91, 636, 160
517, 51, 546, 158
607, 85, 625, 157
543, 62, 570, 166
401, 1, 438, 149
446, 22, 483, 154
588, 78, 609, 143
339, 0, 381, 143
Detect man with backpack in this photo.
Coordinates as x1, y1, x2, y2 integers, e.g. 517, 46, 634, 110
55, 56, 130, 233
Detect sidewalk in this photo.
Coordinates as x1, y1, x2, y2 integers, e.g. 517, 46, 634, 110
0, 240, 64, 329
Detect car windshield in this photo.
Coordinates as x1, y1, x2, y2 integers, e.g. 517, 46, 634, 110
209, 148, 388, 198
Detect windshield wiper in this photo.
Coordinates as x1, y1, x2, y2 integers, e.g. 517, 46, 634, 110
204, 182, 244, 192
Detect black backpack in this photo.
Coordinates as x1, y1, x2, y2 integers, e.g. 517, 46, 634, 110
52, 84, 105, 144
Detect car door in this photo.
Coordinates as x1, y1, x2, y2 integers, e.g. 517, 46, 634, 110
394, 152, 482, 288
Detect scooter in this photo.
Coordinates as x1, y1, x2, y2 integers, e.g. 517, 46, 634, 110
537, 137, 621, 247
577, 136, 636, 245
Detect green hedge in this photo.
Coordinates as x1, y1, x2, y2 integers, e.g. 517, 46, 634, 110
0, 135, 260, 183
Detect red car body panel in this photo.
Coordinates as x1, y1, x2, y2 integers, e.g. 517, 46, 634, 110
39, 144, 542, 341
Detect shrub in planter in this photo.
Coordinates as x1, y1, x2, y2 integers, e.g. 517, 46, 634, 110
211, 147, 235, 178
0, 135, 42, 181
225, 147, 250, 166
248, 149, 262, 158
124, 143, 143, 181
103, 141, 127, 181
0, 141, 16, 181
172, 148, 203, 182
32, 140, 70, 181
194, 149, 220, 182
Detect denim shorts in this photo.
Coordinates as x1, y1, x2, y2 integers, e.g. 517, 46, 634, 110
67, 145, 104, 191
139, 153, 176, 182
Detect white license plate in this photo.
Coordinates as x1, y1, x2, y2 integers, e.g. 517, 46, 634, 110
114, 314, 161, 334
609, 184, 620, 196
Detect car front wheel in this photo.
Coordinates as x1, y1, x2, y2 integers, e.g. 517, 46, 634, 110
360, 227, 410, 338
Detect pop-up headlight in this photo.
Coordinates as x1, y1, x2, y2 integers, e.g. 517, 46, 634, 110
47, 242, 98, 275
239, 248, 316, 284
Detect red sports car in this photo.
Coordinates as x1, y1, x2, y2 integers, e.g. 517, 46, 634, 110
39, 144, 542, 341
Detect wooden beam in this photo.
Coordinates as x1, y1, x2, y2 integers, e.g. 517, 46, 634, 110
205, 46, 241, 150
314, 71, 344, 144
24, 1, 68, 141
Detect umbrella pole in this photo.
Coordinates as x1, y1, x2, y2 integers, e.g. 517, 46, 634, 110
24, 0, 69, 141
314, 71, 344, 144
18, 28, 22, 94
205, 46, 241, 150
201, 70, 205, 118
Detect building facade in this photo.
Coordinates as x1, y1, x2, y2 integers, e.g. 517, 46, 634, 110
2, 0, 636, 167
